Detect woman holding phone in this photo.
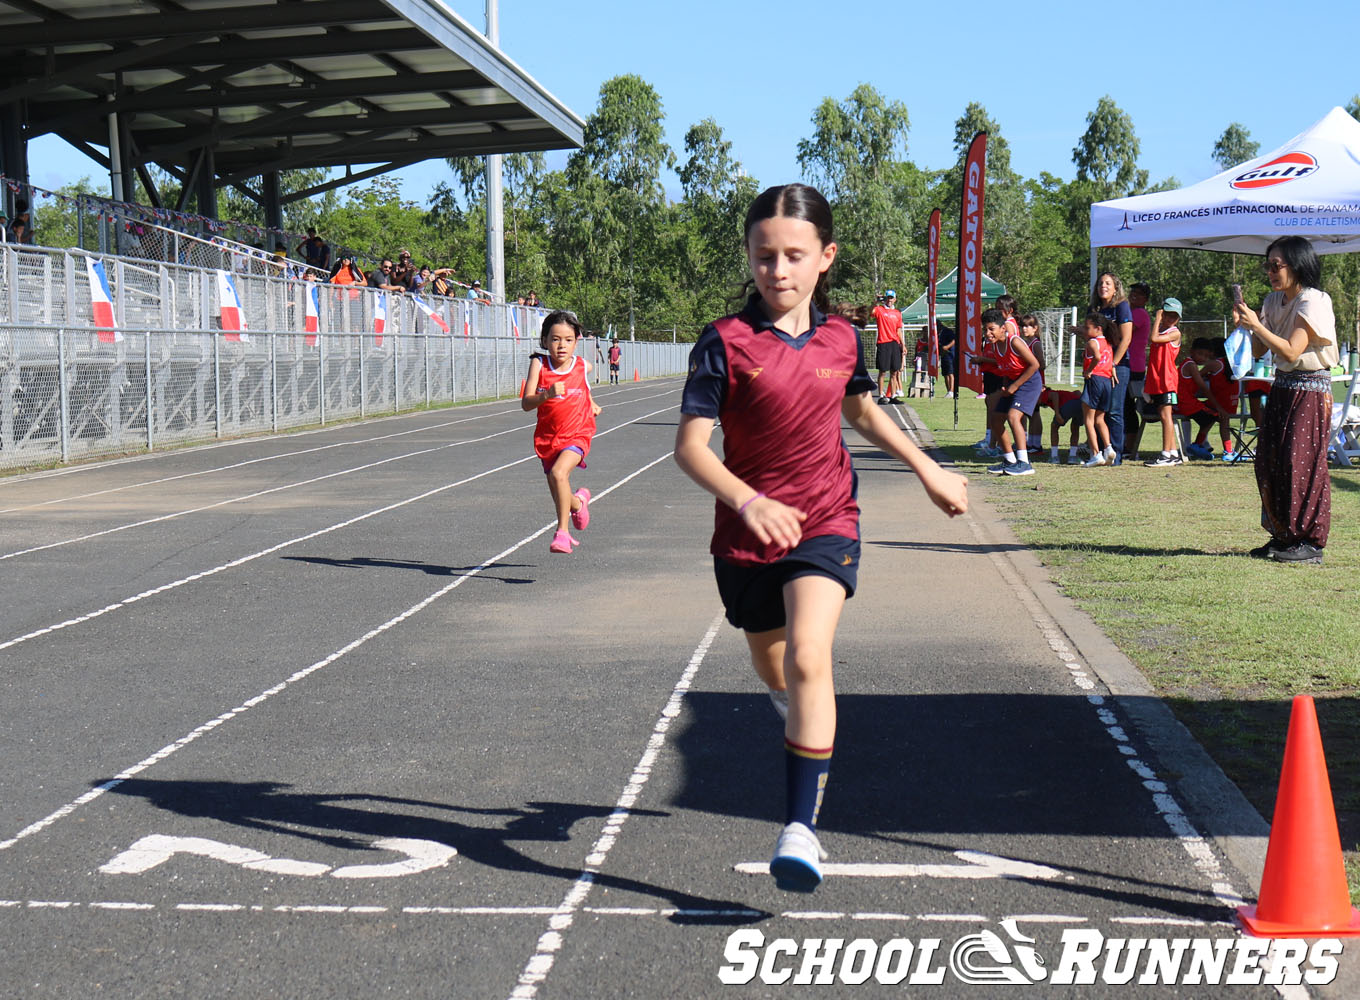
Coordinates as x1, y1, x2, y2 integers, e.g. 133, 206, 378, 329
1231, 236, 1338, 564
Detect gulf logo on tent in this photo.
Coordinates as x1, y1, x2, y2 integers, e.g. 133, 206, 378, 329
1231, 151, 1318, 190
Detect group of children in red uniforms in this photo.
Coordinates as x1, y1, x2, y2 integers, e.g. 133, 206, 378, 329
960, 295, 1255, 470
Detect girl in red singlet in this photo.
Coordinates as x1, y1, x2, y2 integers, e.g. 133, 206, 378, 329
521, 311, 602, 554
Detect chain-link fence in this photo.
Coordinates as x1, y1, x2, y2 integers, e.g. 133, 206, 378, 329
0, 325, 691, 473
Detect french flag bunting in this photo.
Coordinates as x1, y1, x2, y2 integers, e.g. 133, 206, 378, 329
216, 270, 250, 342
510, 305, 520, 340
413, 294, 451, 334
374, 291, 386, 345
304, 284, 320, 346
462, 300, 471, 339
85, 257, 122, 343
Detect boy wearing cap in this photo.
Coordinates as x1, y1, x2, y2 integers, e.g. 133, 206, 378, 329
871, 290, 905, 402
1142, 297, 1184, 467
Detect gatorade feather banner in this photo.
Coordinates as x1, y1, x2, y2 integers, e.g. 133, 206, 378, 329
215, 270, 250, 342
956, 131, 987, 403
413, 294, 451, 334
926, 208, 941, 379
85, 257, 122, 343
303, 283, 320, 347
374, 291, 386, 345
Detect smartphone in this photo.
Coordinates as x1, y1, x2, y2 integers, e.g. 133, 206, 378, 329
1231, 284, 1244, 305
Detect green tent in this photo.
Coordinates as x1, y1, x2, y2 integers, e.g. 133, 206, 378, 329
899, 266, 1007, 323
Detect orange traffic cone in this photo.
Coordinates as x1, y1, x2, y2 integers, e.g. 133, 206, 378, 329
1238, 695, 1360, 936
633, 369, 640, 382
518, 379, 526, 396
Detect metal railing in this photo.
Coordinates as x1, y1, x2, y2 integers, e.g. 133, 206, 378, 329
0, 325, 690, 473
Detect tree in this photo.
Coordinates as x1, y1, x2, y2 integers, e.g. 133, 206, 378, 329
565, 75, 675, 334
677, 118, 759, 319
1347, 95, 1360, 120
797, 84, 912, 297
1212, 123, 1260, 170
1073, 96, 1148, 199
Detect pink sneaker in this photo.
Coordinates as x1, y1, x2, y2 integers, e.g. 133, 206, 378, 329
571, 488, 591, 531
550, 529, 574, 554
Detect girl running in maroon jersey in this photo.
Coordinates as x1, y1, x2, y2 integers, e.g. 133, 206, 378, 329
522, 311, 602, 554
674, 184, 968, 892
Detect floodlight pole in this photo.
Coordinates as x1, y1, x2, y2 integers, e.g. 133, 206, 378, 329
484, 0, 505, 305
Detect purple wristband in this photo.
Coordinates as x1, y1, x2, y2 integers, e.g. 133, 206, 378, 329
737, 492, 766, 515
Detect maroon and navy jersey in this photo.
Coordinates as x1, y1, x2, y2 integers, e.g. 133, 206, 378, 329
681, 297, 875, 566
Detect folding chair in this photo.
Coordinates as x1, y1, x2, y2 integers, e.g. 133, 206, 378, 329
1223, 377, 1263, 462
1331, 369, 1360, 467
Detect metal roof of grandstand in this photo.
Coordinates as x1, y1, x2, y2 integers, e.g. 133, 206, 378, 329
0, 0, 584, 189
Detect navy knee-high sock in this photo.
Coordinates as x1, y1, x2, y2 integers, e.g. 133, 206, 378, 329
785, 740, 832, 829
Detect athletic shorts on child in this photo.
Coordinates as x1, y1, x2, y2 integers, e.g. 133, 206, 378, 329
1147, 391, 1178, 408
714, 535, 860, 632
875, 340, 902, 373
1081, 375, 1113, 412
994, 376, 1042, 416
1058, 397, 1084, 423
609, 362, 620, 373
982, 370, 1004, 395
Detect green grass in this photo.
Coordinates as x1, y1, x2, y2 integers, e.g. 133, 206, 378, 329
910, 392, 1360, 892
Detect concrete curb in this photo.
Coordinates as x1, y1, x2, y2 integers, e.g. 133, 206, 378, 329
899, 407, 1271, 887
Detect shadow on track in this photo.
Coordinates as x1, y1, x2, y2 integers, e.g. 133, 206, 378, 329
282, 555, 536, 583
101, 778, 767, 924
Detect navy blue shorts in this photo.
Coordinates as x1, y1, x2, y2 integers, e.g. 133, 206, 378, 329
1081, 376, 1113, 413
994, 376, 1042, 417
1058, 398, 1084, 423
982, 371, 1004, 395
714, 534, 860, 633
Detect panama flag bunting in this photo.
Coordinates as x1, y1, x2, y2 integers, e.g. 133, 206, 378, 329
373, 291, 386, 345
215, 270, 250, 342
413, 294, 451, 334
303, 283, 320, 347
85, 257, 122, 343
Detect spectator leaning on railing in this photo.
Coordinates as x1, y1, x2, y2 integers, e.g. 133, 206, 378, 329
367, 258, 407, 294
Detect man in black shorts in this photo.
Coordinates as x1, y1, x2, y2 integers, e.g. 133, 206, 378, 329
936, 322, 957, 398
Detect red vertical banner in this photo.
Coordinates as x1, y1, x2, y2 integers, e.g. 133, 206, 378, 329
926, 208, 941, 379
956, 132, 987, 397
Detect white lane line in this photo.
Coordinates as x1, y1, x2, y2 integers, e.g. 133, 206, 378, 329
0, 405, 677, 655
962, 507, 1257, 930
0, 425, 525, 562
0, 448, 679, 854
0, 408, 518, 516
0, 900, 1237, 926
506, 614, 724, 1000
0, 384, 682, 517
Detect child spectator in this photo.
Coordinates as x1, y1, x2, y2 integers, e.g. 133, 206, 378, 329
1040, 387, 1085, 464
1142, 297, 1184, 466
1080, 313, 1117, 466
980, 308, 1042, 476
1176, 337, 1236, 459
1018, 314, 1046, 452
521, 310, 601, 554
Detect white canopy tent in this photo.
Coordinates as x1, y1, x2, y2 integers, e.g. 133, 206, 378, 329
1090, 106, 1360, 256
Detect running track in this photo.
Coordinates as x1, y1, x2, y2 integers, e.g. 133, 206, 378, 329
0, 379, 1334, 997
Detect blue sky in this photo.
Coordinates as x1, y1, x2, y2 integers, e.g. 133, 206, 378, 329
28, 0, 1360, 207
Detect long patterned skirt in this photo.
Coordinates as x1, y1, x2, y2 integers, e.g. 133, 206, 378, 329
1255, 370, 1332, 548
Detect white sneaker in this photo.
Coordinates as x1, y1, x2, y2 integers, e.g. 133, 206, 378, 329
767, 688, 789, 721
945, 391, 955, 398
1082, 453, 1107, 467
770, 822, 827, 892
